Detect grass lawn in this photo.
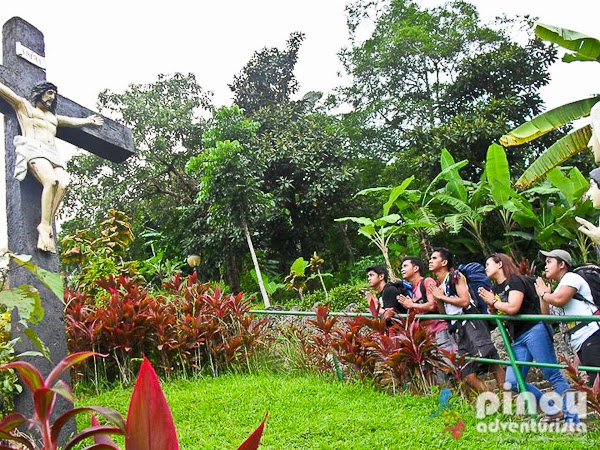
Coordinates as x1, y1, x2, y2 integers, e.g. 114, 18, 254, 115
77, 372, 599, 449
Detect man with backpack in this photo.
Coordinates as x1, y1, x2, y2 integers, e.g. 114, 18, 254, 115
428, 248, 504, 393
535, 249, 600, 384
365, 265, 406, 315
397, 256, 456, 354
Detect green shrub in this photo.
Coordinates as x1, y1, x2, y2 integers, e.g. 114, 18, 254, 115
296, 283, 368, 312
336, 255, 386, 285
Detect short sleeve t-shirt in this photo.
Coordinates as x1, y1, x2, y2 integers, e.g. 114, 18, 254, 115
550, 272, 599, 351
379, 283, 406, 314
494, 275, 538, 341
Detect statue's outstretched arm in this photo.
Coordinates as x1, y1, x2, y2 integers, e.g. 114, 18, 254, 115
0, 81, 25, 110
576, 216, 600, 245
57, 113, 104, 128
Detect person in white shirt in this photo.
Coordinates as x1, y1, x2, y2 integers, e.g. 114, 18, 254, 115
535, 249, 600, 384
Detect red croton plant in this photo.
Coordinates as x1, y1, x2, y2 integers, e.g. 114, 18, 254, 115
0, 352, 267, 449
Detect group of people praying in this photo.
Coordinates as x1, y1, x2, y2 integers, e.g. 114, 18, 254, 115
366, 246, 600, 428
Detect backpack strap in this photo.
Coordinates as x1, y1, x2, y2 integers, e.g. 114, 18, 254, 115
420, 278, 428, 301
573, 292, 597, 308
567, 290, 599, 334
412, 278, 430, 304
570, 267, 600, 308
566, 309, 600, 335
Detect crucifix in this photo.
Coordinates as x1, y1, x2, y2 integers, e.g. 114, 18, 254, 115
0, 16, 134, 431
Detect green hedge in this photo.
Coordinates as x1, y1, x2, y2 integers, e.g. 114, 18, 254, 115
297, 283, 368, 312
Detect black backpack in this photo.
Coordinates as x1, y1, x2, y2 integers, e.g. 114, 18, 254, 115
521, 275, 542, 314
572, 264, 600, 308
390, 280, 428, 301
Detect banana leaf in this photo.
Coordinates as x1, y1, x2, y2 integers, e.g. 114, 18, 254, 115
443, 215, 464, 234
486, 143, 515, 205
546, 167, 588, 206
375, 214, 401, 225
500, 97, 600, 147
439, 149, 467, 202
353, 186, 392, 197
534, 23, 600, 63
433, 194, 479, 220
422, 157, 468, 205
505, 231, 534, 241
516, 125, 592, 189
335, 216, 373, 226
383, 176, 414, 216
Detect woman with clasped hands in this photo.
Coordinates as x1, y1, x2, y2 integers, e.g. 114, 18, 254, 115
479, 253, 578, 425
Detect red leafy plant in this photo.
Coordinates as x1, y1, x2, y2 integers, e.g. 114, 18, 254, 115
0, 352, 267, 449
65, 274, 268, 384
559, 354, 600, 416
305, 300, 460, 393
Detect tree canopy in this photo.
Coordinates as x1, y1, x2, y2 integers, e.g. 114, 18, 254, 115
339, 0, 558, 180
229, 32, 305, 114
57, 1, 596, 299
61, 73, 212, 257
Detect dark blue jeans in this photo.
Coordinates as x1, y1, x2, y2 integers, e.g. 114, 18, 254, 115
506, 322, 578, 423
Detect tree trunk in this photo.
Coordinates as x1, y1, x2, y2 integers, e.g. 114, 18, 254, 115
381, 245, 398, 282
242, 217, 271, 308
225, 253, 241, 292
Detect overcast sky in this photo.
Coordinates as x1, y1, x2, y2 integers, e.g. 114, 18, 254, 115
0, 0, 598, 112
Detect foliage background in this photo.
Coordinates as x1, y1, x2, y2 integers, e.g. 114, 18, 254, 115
58, 0, 600, 304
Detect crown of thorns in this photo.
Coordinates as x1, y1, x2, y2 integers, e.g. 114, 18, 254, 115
30, 81, 57, 100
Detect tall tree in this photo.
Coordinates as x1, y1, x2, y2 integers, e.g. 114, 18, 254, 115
252, 99, 362, 267
186, 105, 274, 305
339, 0, 557, 180
230, 32, 367, 271
229, 32, 305, 114
61, 73, 212, 258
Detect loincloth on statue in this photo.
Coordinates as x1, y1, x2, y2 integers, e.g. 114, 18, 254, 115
13, 135, 67, 181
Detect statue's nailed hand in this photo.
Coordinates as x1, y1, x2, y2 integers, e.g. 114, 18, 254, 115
87, 114, 104, 127
576, 216, 600, 245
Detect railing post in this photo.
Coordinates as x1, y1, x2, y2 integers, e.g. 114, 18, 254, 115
494, 318, 536, 417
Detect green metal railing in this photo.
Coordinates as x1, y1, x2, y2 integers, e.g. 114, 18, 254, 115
250, 309, 600, 417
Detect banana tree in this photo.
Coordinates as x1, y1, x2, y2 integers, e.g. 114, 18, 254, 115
392, 152, 470, 258
501, 23, 600, 188
339, 150, 481, 267
544, 166, 599, 260
336, 177, 415, 280
502, 165, 599, 260
428, 150, 495, 255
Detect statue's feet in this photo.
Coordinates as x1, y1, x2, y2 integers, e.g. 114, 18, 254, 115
37, 224, 56, 253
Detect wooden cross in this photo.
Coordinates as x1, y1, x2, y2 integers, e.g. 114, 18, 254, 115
0, 16, 134, 430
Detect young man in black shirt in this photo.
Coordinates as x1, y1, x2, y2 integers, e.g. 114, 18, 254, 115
365, 265, 405, 314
